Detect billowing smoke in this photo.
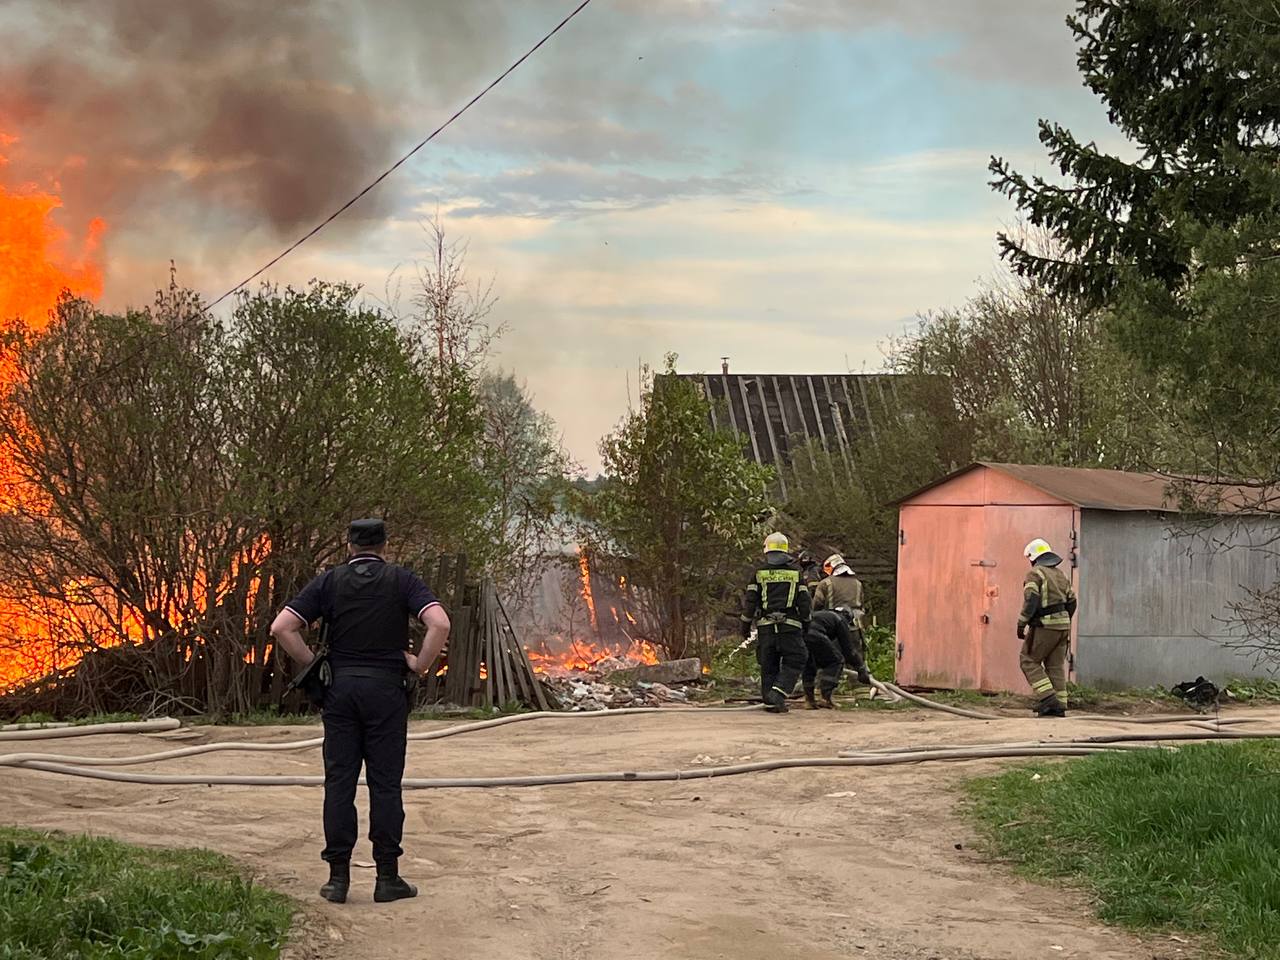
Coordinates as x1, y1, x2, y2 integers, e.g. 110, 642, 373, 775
0, 0, 516, 241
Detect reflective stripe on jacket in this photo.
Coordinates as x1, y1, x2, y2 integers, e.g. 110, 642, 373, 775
1019, 560, 1075, 629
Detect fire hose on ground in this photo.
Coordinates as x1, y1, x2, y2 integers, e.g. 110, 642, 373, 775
3, 681, 1277, 789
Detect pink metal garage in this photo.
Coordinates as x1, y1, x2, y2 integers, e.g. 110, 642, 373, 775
894, 462, 1082, 693
895, 462, 1280, 692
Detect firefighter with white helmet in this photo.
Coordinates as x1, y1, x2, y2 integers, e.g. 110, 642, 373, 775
813, 553, 863, 617
740, 531, 811, 713
1018, 538, 1077, 717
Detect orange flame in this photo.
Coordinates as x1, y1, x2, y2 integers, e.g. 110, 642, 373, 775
0, 130, 109, 689
577, 550, 598, 632
525, 637, 661, 676
0, 132, 105, 329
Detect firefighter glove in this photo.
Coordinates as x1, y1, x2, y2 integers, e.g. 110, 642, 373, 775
1016, 623, 1026, 640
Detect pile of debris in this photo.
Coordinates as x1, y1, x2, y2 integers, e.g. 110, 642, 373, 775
540, 657, 705, 711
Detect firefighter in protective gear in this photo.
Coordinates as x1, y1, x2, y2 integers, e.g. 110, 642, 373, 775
741, 532, 811, 714
813, 554, 863, 615
1017, 538, 1077, 717
813, 553, 867, 664
802, 606, 871, 709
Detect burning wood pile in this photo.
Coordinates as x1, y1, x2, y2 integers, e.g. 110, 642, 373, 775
503, 550, 711, 710
530, 645, 707, 711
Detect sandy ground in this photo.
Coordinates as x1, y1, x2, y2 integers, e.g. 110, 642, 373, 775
7, 703, 1271, 960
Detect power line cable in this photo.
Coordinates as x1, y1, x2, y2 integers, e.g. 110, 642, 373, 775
207, 0, 596, 309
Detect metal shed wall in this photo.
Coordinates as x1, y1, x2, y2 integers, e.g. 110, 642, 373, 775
1076, 512, 1280, 689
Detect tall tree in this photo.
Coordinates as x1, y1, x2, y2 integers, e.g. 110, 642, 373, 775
476, 371, 574, 606
991, 0, 1280, 663
579, 356, 773, 659
990, 0, 1280, 478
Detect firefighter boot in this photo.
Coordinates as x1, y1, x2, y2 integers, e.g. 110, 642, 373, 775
764, 687, 790, 714
374, 860, 419, 903
818, 688, 837, 709
320, 861, 350, 903
1034, 693, 1066, 718
803, 686, 819, 710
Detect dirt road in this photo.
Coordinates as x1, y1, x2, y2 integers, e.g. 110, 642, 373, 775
7, 705, 1253, 960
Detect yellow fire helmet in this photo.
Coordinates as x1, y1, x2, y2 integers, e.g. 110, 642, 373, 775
1023, 538, 1052, 560
764, 531, 789, 554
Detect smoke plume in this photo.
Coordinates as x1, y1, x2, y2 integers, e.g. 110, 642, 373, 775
0, 0, 514, 243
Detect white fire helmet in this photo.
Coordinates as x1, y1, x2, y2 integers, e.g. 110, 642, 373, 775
823, 553, 844, 575
764, 531, 789, 554
1023, 538, 1053, 561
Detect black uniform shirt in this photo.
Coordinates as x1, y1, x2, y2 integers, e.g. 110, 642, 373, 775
284, 554, 439, 669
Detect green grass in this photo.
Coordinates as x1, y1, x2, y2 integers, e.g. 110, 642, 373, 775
0, 827, 294, 959
1223, 678, 1280, 704
1066, 683, 1183, 709
966, 741, 1280, 958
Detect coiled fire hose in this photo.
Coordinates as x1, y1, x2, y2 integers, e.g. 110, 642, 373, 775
3, 682, 1275, 789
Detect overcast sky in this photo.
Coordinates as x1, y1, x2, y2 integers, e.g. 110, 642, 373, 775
3, 0, 1121, 473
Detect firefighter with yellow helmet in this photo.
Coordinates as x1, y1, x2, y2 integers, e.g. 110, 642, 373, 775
1018, 538, 1077, 717
740, 531, 811, 713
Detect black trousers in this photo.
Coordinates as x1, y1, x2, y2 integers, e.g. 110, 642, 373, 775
802, 634, 844, 695
321, 670, 410, 868
757, 626, 806, 701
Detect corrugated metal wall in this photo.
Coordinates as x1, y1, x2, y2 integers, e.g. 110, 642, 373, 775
1077, 512, 1280, 689
685, 373, 900, 479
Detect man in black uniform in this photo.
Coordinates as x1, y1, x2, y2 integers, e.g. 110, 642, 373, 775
271, 519, 451, 905
802, 606, 871, 709
740, 532, 811, 714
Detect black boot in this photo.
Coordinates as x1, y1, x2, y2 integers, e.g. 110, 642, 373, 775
374, 861, 419, 903
803, 687, 819, 710
320, 862, 350, 903
1034, 693, 1066, 718
763, 688, 790, 714
817, 689, 836, 709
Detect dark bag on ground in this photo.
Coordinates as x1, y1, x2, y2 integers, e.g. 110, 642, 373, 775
1171, 676, 1219, 707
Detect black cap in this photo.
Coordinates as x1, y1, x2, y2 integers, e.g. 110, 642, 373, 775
348, 518, 387, 547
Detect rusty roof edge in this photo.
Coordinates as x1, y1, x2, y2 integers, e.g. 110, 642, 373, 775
892, 461, 1276, 515
981, 462, 1179, 512
889, 461, 1179, 512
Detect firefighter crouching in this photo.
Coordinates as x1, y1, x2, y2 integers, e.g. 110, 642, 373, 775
1018, 538, 1077, 717
741, 532, 811, 714
802, 606, 872, 709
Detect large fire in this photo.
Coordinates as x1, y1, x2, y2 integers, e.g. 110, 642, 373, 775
0, 130, 107, 689
0, 132, 105, 330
